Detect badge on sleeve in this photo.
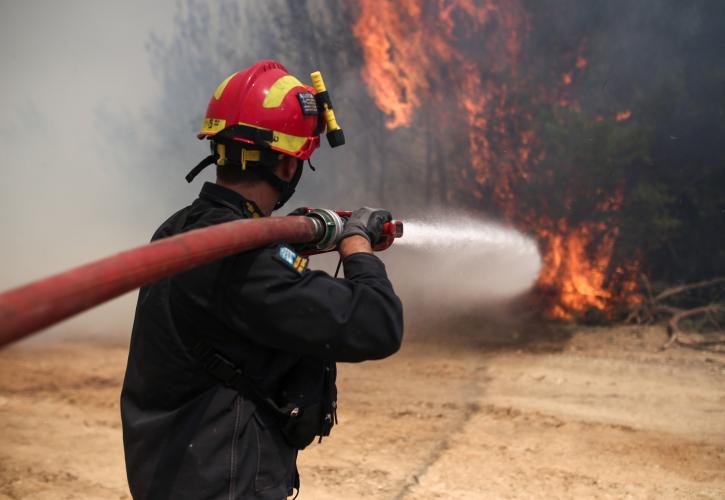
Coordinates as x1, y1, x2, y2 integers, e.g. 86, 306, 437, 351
276, 245, 309, 274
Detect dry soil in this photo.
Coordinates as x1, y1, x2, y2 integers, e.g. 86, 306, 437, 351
1, 323, 724, 499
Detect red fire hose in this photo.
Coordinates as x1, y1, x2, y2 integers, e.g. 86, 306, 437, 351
0, 210, 404, 348
0, 216, 320, 348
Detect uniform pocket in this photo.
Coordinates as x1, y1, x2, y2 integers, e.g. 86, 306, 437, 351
252, 412, 296, 493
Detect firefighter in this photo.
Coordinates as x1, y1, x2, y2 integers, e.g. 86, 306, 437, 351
120, 60, 404, 499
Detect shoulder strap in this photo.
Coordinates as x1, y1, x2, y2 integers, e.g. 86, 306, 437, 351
192, 338, 292, 418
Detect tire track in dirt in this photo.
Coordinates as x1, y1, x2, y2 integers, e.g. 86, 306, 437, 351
403, 402, 725, 499
392, 363, 489, 500
400, 340, 725, 499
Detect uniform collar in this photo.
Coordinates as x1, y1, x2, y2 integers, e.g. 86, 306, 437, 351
199, 182, 264, 219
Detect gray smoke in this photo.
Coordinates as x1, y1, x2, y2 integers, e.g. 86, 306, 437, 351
0, 1, 177, 338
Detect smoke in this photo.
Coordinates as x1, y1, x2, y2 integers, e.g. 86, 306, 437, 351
0, 1, 177, 339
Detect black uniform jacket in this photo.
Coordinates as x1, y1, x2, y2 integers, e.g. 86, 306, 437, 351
121, 182, 403, 500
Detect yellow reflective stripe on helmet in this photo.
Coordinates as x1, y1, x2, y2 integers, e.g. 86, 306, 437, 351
270, 130, 307, 154
202, 120, 307, 155
263, 75, 304, 108
200, 117, 227, 135
214, 72, 237, 100
237, 121, 308, 155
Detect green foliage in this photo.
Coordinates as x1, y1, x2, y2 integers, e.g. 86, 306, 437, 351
524, 0, 725, 285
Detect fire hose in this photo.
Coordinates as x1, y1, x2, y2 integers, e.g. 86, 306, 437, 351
0, 209, 403, 348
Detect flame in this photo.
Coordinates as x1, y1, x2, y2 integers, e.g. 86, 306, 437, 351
351, 0, 429, 128
537, 220, 616, 319
616, 110, 632, 122
352, 1, 640, 319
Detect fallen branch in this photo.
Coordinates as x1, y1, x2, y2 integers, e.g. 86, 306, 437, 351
627, 276, 725, 351
663, 304, 725, 350
654, 277, 725, 303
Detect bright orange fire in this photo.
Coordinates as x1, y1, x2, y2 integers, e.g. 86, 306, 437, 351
538, 222, 613, 319
351, 0, 428, 128
616, 110, 632, 122
352, 0, 640, 319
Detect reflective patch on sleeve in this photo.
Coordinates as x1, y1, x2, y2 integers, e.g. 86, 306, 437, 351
276, 245, 309, 274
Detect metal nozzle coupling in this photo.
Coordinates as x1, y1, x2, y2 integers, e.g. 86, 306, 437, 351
310, 71, 345, 148
306, 208, 345, 251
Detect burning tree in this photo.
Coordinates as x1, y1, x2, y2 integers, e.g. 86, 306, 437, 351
350, 0, 647, 319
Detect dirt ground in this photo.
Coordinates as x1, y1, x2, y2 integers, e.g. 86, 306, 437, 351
0, 322, 724, 499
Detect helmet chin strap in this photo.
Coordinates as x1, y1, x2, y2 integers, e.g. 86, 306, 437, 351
259, 159, 303, 211
186, 137, 304, 210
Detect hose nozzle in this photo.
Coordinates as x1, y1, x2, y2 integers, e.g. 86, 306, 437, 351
303, 209, 403, 255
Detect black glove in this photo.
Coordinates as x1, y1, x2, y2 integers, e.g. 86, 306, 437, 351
341, 207, 392, 244
286, 207, 308, 216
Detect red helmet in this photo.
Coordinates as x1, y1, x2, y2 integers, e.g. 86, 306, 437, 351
198, 60, 322, 160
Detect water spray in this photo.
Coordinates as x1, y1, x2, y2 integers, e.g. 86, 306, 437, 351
388, 214, 542, 305
398, 217, 539, 254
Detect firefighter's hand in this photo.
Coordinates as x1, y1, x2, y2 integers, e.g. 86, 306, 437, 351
341, 207, 392, 244
338, 235, 372, 257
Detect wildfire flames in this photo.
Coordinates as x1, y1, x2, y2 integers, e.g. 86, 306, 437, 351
352, 0, 640, 319
616, 110, 632, 122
